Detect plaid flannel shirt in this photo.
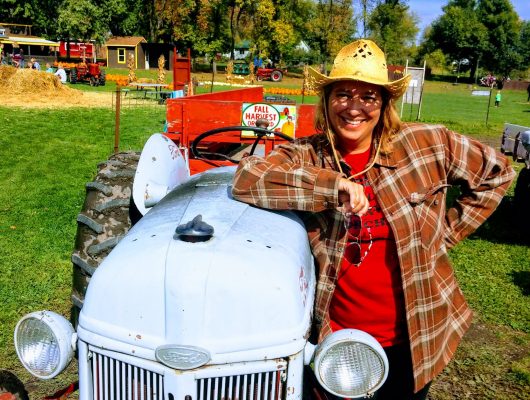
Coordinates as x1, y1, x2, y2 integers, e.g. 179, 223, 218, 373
231, 123, 515, 391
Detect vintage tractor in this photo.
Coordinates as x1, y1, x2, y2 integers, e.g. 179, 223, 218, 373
68, 62, 106, 86
232, 60, 286, 82
256, 66, 286, 82
8, 87, 390, 400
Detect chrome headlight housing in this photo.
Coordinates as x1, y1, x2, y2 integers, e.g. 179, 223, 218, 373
313, 329, 388, 398
14, 311, 76, 379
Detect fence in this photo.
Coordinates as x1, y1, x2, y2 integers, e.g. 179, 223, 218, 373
110, 88, 168, 154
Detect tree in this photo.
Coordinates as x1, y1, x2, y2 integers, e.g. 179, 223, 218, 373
307, 0, 356, 70
423, 0, 527, 79
0, 0, 62, 39
357, 0, 378, 38
56, 0, 107, 43
367, 0, 419, 64
476, 0, 522, 76
423, 2, 487, 79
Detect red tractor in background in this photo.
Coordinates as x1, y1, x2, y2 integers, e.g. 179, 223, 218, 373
256, 66, 286, 82
68, 62, 106, 86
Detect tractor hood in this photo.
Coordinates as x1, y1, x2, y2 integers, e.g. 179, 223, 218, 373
78, 167, 315, 363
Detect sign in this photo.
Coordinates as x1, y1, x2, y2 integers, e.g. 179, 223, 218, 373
241, 103, 297, 138
403, 67, 425, 104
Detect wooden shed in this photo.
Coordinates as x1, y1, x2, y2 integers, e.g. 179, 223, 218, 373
105, 36, 147, 69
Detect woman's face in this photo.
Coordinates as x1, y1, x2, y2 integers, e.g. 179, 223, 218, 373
327, 81, 383, 155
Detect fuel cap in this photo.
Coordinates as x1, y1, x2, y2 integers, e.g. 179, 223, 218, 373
174, 215, 214, 242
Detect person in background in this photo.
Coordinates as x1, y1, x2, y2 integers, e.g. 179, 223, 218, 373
495, 90, 502, 107
45, 63, 54, 73
526, 83, 530, 102
19, 48, 25, 68
54, 64, 67, 83
30, 57, 40, 70
232, 39, 515, 400
253, 55, 263, 74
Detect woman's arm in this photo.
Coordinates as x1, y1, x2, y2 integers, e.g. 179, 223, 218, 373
232, 139, 343, 213
443, 128, 516, 247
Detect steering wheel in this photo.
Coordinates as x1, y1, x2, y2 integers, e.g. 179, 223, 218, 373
191, 125, 294, 164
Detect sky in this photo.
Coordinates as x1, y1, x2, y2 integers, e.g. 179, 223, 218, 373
407, 0, 530, 38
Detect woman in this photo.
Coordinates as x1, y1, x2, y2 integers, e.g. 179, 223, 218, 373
231, 39, 515, 399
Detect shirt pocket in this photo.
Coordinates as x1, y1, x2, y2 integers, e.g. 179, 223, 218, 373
407, 183, 450, 250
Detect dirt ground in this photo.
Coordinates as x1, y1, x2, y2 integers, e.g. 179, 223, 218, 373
1, 90, 115, 108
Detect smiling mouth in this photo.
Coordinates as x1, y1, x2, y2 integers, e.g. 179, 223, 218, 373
342, 117, 366, 127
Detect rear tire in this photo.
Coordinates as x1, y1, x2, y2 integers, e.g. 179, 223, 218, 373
71, 152, 139, 326
99, 69, 106, 86
69, 69, 77, 84
271, 70, 283, 82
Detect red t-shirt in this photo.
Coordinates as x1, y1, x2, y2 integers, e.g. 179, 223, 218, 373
329, 149, 407, 347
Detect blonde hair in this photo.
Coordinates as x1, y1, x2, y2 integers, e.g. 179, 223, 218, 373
314, 84, 403, 160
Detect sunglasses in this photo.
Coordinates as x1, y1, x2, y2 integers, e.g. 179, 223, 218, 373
342, 211, 373, 267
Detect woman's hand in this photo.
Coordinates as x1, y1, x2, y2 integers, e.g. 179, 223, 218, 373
338, 178, 369, 216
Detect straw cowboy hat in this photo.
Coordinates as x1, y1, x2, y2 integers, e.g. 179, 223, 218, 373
308, 39, 411, 99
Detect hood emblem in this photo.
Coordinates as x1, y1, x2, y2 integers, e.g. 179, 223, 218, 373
155, 345, 211, 370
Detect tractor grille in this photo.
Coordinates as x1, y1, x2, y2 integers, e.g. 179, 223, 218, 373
88, 348, 288, 400
197, 370, 286, 400
90, 349, 164, 400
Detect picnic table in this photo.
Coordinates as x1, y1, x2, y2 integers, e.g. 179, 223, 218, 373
128, 83, 171, 99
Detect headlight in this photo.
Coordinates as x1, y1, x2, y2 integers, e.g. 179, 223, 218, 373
14, 311, 76, 379
313, 329, 388, 398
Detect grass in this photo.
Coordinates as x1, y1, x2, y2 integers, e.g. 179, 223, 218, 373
0, 77, 529, 397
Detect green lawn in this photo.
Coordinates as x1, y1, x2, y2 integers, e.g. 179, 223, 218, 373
0, 78, 528, 397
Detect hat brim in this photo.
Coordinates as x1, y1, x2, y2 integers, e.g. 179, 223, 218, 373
307, 66, 411, 100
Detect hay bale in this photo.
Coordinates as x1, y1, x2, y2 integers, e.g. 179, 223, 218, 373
0, 67, 73, 94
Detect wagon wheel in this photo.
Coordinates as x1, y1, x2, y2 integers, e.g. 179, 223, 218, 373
89, 76, 97, 86
191, 126, 293, 163
256, 74, 264, 81
271, 70, 283, 82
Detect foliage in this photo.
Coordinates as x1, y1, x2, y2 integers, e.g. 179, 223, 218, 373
0, 0, 62, 39
367, 0, 419, 64
476, 0, 524, 75
306, 0, 355, 68
423, 0, 528, 78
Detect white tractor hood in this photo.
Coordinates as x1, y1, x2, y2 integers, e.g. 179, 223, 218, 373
78, 167, 316, 363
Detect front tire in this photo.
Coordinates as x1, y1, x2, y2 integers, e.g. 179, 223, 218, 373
71, 152, 139, 326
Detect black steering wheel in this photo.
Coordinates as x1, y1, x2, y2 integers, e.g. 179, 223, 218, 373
191, 125, 294, 164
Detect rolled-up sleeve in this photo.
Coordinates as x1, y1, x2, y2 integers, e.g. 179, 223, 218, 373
232, 138, 342, 212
